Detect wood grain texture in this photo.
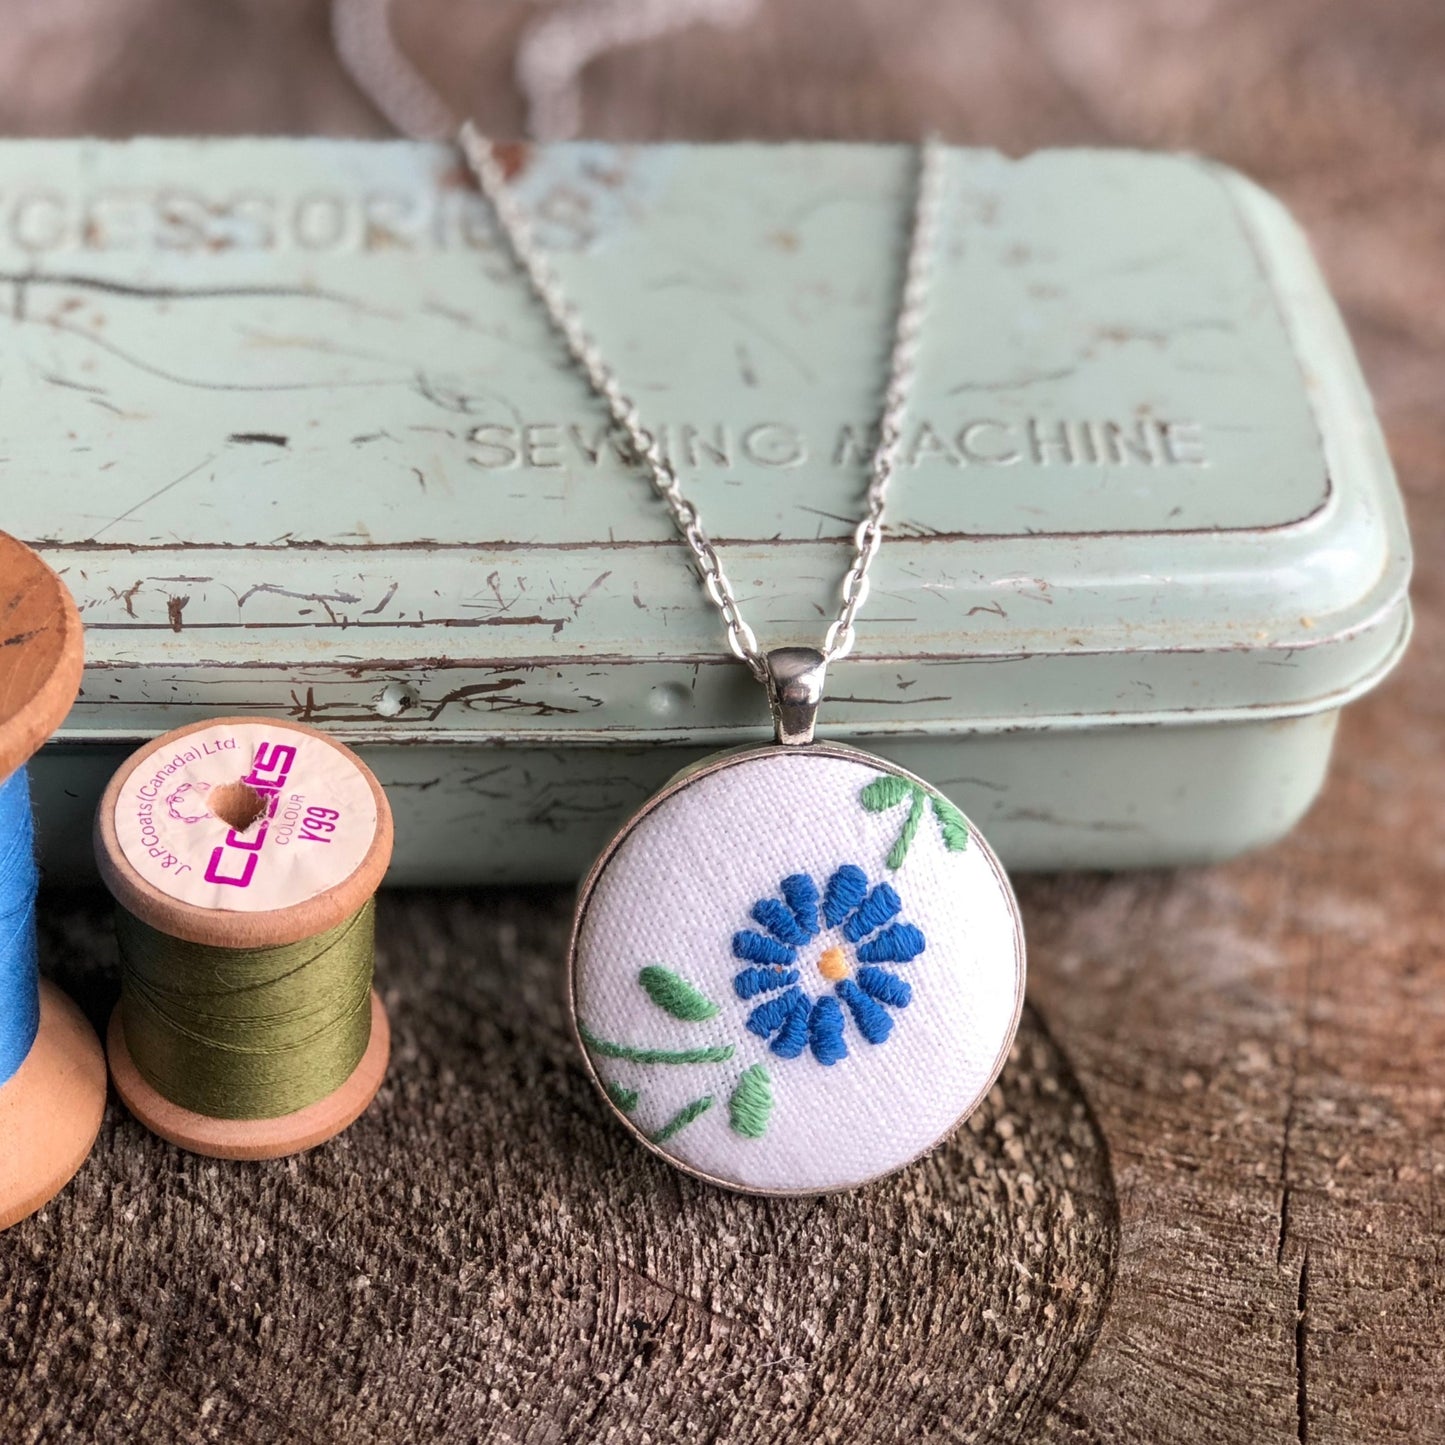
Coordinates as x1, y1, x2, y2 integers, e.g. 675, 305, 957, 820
0, 533, 84, 780
0, 982, 106, 1231
0, 0, 1441, 1439
4, 891, 1115, 1443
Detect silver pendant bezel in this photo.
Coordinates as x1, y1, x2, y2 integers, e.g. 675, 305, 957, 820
566, 739, 1027, 1197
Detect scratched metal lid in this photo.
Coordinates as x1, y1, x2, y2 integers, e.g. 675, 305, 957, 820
0, 140, 1410, 745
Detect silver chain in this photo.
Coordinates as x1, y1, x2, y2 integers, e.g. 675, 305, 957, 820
458, 123, 944, 684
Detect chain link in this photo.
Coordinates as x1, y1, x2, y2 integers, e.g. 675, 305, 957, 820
459, 122, 943, 681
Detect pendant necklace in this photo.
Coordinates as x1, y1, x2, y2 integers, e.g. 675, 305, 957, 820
461, 129, 1026, 1196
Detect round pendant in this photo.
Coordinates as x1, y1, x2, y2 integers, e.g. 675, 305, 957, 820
569, 742, 1026, 1195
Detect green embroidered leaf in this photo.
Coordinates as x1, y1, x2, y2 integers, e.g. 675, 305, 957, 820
606, 1082, 640, 1114
861, 773, 916, 812
638, 964, 721, 1022
931, 794, 970, 852
580, 1024, 734, 1066
728, 1064, 773, 1139
650, 1095, 714, 1144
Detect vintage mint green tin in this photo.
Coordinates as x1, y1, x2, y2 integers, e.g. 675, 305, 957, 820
0, 139, 1410, 882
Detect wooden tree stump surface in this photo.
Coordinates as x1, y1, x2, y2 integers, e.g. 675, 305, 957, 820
1, 2, 1442, 1441
9, 891, 1117, 1443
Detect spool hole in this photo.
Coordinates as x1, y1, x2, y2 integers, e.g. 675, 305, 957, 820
209, 781, 268, 832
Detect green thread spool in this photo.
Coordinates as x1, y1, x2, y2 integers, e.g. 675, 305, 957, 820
96, 718, 394, 1160
115, 900, 376, 1121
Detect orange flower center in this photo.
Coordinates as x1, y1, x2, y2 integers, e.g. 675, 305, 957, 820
817, 946, 848, 982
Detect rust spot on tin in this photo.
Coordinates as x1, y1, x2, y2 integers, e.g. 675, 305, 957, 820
166, 594, 189, 632
111, 580, 143, 618
580, 157, 628, 189
491, 142, 531, 181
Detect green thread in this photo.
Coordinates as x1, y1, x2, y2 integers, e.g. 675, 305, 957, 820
116, 899, 375, 1121
580, 1025, 734, 1066
931, 794, 970, 852
650, 1095, 713, 1144
727, 1064, 773, 1139
606, 1081, 640, 1113
861, 772, 969, 869
887, 789, 927, 870
638, 965, 720, 1022
860, 774, 915, 812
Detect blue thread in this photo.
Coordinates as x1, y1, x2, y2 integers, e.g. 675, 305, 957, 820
807, 996, 847, 1065
734, 965, 800, 999
822, 864, 868, 927
771, 990, 811, 1059
856, 966, 912, 1008
732, 930, 797, 967
842, 883, 902, 942
780, 874, 820, 939
750, 897, 813, 947
856, 923, 927, 965
836, 978, 894, 1045
734, 867, 927, 1069
746, 988, 801, 1040
0, 769, 42, 1087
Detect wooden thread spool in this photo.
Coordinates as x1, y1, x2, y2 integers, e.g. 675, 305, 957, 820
95, 717, 393, 1159
0, 532, 108, 1231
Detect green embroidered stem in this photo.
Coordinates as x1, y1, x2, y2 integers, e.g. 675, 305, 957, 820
606, 1081, 640, 1113
580, 1024, 734, 1066
638, 965, 720, 1022
728, 1064, 773, 1139
650, 1095, 713, 1143
887, 788, 927, 870
861, 772, 970, 870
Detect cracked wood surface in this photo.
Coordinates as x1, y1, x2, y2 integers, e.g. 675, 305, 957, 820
1, 1, 1442, 1441
7, 898, 1117, 1444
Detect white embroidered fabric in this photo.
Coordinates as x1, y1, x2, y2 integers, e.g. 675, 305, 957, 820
573, 749, 1025, 1193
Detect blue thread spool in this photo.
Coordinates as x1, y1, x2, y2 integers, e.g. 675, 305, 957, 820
0, 532, 107, 1232
0, 768, 43, 1084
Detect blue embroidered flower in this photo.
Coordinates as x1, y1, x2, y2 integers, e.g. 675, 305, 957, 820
731, 865, 925, 1066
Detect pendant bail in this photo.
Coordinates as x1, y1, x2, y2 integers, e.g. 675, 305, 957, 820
766, 647, 828, 747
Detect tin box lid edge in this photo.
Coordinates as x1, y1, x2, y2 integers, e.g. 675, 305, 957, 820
1210, 159, 1413, 680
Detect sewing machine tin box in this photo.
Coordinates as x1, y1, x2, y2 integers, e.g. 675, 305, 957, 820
9, 138, 1412, 883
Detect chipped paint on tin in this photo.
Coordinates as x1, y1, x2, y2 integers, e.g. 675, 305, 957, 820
0, 140, 1410, 877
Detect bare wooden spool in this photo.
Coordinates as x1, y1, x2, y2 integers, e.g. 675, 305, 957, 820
95, 716, 394, 1160
0, 532, 107, 1232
